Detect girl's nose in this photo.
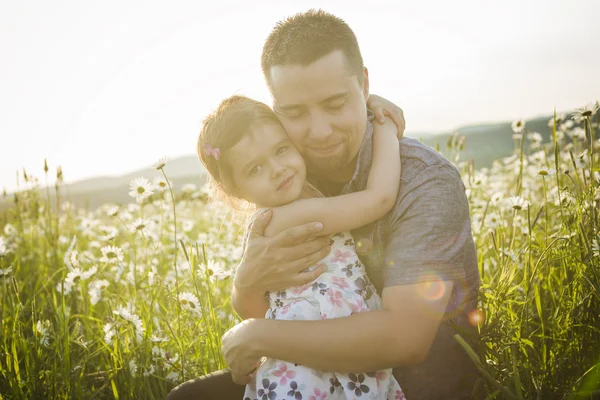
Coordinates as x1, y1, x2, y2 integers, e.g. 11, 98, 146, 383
270, 160, 286, 178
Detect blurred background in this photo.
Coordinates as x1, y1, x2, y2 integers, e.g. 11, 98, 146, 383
1, 0, 599, 207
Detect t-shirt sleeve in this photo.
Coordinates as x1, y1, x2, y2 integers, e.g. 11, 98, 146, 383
383, 163, 472, 287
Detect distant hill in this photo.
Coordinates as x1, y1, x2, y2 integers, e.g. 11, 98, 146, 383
0, 112, 563, 212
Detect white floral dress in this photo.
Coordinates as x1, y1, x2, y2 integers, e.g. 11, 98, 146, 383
243, 231, 406, 400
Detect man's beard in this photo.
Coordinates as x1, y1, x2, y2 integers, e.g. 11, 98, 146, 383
305, 147, 351, 176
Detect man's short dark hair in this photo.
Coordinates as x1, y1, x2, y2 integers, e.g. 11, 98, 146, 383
261, 9, 365, 86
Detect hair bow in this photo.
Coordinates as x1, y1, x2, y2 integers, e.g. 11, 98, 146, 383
204, 144, 221, 160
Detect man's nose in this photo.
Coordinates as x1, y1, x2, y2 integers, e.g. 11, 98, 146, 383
308, 111, 333, 141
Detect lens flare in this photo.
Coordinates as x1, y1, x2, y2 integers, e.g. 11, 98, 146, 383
468, 308, 486, 327
355, 238, 373, 255
416, 275, 447, 301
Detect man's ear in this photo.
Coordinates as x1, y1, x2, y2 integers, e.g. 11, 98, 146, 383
361, 67, 370, 101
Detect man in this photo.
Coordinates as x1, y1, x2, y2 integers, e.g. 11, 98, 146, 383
168, 9, 481, 400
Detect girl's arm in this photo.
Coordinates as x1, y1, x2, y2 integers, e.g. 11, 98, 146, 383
264, 118, 401, 238
367, 94, 406, 138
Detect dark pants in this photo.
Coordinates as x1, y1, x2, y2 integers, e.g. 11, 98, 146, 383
165, 369, 245, 400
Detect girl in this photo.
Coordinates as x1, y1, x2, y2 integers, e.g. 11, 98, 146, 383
198, 95, 405, 400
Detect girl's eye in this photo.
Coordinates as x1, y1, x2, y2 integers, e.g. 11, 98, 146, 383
249, 165, 262, 175
276, 146, 288, 155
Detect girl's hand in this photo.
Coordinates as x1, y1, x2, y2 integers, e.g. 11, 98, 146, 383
367, 94, 406, 139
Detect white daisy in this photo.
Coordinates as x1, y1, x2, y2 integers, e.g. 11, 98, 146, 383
511, 119, 526, 134
166, 371, 180, 382
128, 177, 155, 203
152, 156, 168, 171
538, 168, 556, 177
129, 359, 138, 377
152, 176, 172, 192
107, 206, 119, 217
142, 365, 155, 377
485, 213, 501, 229
100, 245, 124, 264
150, 334, 169, 343
131, 218, 152, 234
527, 132, 543, 143
572, 101, 599, 122
178, 292, 201, 315
35, 320, 51, 347
103, 322, 115, 345
4, 224, 16, 237
181, 183, 197, 193
592, 236, 600, 258
182, 220, 195, 233
0, 266, 12, 280
547, 114, 566, 128
63, 236, 77, 271
0, 239, 7, 257
88, 279, 110, 305
99, 226, 119, 242
62, 266, 98, 295
509, 196, 529, 211
113, 304, 145, 343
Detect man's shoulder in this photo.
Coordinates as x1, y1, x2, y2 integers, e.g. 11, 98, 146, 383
398, 137, 460, 185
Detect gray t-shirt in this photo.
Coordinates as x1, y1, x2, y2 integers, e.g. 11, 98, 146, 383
312, 121, 482, 400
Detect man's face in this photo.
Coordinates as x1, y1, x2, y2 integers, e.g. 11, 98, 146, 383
268, 50, 369, 180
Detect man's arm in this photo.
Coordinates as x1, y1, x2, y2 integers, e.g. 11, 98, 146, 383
232, 281, 452, 374
223, 163, 473, 381
231, 210, 331, 320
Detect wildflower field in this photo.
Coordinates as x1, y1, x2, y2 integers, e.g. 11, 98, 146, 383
1, 105, 599, 399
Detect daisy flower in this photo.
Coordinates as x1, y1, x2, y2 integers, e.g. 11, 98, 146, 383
592, 235, 600, 258
35, 320, 51, 347
129, 359, 138, 377
0, 238, 7, 257
0, 266, 12, 280
538, 168, 556, 177
509, 196, 529, 211
61, 266, 98, 295
88, 279, 110, 305
150, 334, 169, 343
107, 206, 119, 217
572, 101, 599, 122
181, 183, 197, 194
527, 132, 543, 143
152, 156, 168, 171
178, 292, 202, 315
100, 245, 124, 264
4, 223, 16, 237
511, 118, 526, 134
131, 218, 152, 234
128, 177, 155, 203
152, 176, 172, 192
113, 304, 145, 343
63, 236, 77, 270
103, 322, 115, 345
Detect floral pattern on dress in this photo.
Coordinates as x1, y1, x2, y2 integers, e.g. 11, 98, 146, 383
244, 231, 405, 400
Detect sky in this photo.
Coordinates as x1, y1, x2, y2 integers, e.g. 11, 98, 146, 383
1, 0, 599, 192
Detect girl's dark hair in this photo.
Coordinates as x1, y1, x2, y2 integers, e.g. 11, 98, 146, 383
197, 95, 281, 206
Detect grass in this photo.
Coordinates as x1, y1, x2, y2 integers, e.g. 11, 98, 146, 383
0, 106, 599, 399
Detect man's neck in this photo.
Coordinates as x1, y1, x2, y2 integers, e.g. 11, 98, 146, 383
317, 154, 359, 196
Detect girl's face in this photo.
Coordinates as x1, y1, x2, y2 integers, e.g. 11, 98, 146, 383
226, 121, 307, 208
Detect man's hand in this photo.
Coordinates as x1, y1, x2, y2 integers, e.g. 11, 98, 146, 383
234, 209, 331, 294
221, 319, 262, 384
367, 94, 406, 139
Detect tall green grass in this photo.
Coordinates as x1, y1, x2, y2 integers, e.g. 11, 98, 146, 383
0, 105, 598, 399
